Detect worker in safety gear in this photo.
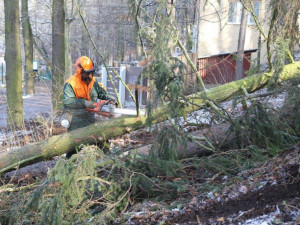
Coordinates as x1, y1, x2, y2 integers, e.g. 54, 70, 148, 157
62, 56, 115, 133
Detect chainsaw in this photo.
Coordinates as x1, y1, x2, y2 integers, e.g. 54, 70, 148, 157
86, 100, 145, 118
61, 100, 144, 128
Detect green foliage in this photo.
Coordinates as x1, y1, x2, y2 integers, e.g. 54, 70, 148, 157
134, 0, 187, 117
152, 58, 186, 109
230, 100, 298, 150
200, 147, 267, 175
133, 0, 189, 169
151, 126, 184, 161
279, 79, 300, 135
245, 59, 261, 77
268, 38, 291, 89
11, 145, 99, 224
4, 144, 185, 224
189, 143, 282, 180
149, 125, 186, 176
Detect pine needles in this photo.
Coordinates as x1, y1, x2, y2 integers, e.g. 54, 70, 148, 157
2, 144, 185, 224
230, 100, 298, 150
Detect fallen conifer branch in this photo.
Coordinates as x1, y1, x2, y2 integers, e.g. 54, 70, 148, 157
0, 62, 299, 174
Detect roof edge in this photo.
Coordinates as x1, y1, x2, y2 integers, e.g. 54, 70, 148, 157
199, 49, 258, 59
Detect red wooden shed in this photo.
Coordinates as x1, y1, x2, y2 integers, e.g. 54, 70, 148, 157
197, 49, 257, 84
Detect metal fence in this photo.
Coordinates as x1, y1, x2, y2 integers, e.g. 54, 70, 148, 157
100, 65, 146, 107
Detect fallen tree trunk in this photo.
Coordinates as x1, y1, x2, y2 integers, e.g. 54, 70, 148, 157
3, 123, 232, 182
0, 62, 299, 173
122, 122, 233, 159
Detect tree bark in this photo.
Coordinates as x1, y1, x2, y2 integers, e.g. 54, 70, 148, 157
0, 62, 299, 173
124, 123, 233, 159
4, 0, 24, 128
22, 0, 35, 95
64, 0, 77, 79
267, 7, 278, 72
52, 0, 65, 111
235, 4, 248, 80
65, 20, 73, 79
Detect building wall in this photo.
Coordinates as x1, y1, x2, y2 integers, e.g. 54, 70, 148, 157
197, 0, 299, 65
197, 0, 262, 60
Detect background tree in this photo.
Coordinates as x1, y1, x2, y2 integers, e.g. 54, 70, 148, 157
52, 0, 66, 111
235, 2, 248, 80
242, 0, 300, 71
269, 0, 299, 62
64, 0, 80, 79
4, 0, 24, 128
22, 0, 35, 95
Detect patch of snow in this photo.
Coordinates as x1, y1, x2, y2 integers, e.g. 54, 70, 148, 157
22, 94, 34, 99
228, 192, 239, 199
241, 206, 288, 225
186, 109, 212, 124
257, 181, 268, 189
207, 191, 215, 199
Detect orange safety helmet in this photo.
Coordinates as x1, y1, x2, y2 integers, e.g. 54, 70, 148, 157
75, 56, 96, 73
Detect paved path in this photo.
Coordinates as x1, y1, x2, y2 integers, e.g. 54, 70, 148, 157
0, 80, 52, 128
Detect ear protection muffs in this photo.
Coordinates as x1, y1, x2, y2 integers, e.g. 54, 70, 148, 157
77, 63, 83, 70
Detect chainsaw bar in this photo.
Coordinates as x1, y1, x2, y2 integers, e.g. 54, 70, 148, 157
88, 100, 145, 117
113, 108, 145, 116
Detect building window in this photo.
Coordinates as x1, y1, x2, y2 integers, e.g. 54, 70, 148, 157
248, 1, 261, 24
228, 2, 239, 23
228, 1, 261, 24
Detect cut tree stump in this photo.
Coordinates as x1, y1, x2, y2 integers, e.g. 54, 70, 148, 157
0, 62, 299, 173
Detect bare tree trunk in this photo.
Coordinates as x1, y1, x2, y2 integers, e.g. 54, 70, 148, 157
0, 62, 299, 173
22, 0, 35, 95
267, 7, 278, 72
65, 20, 73, 79
184, 1, 193, 52
52, 0, 65, 111
4, 0, 24, 129
235, 5, 248, 80
195, 0, 200, 57
65, 0, 78, 79
289, 10, 299, 59
136, 32, 143, 61
257, 33, 261, 71
79, 5, 89, 56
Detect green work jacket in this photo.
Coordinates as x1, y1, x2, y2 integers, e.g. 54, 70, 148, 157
62, 76, 113, 131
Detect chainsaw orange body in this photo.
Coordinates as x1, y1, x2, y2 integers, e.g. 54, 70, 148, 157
86, 100, 115, 118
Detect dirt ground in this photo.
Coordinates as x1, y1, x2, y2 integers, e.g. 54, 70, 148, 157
126, 143, 300, 225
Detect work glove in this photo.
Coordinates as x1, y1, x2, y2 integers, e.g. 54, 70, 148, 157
84, 100, 96, 109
